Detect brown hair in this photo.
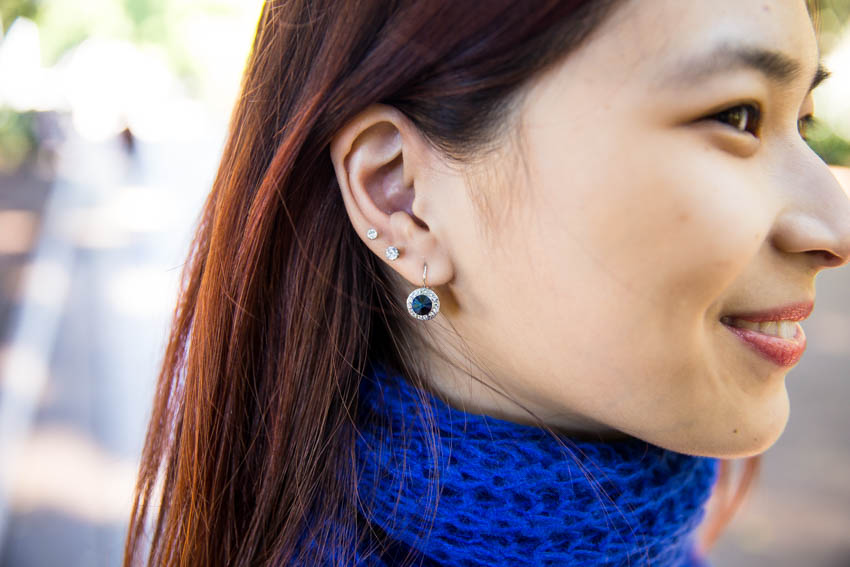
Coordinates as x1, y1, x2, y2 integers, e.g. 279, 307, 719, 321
123, 1, 766, 565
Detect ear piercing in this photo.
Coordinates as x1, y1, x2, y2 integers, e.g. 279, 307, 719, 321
366, 227, 440, 321
406, 262, 440, 320
365, 227, 399, 260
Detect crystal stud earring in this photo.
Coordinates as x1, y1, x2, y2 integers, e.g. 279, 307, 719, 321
385, 245, 399, 261
366, 228, 378, 240
407, 262, 440, 320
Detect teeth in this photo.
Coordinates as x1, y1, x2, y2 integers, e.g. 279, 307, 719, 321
723, 317, 798, 339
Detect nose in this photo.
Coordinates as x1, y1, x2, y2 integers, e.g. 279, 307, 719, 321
770, 163, 850, 272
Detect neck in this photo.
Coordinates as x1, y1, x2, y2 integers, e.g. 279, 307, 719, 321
412, 341, 631, 439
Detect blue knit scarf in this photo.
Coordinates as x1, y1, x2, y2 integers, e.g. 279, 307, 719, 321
352, 361, 720, 566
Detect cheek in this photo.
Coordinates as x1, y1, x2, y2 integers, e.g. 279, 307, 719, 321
543, 137, 771, 315
496, 138, 773, 377
462, 118, 779, 427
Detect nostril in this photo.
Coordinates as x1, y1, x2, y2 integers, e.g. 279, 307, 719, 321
807, 249, 845, 268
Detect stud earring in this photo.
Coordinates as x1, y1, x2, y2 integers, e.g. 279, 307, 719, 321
366, 228, 378, 240
385, 246, 399, 261
407, 262, 440, 320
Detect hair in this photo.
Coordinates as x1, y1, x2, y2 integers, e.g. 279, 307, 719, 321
121, 1, 776, 565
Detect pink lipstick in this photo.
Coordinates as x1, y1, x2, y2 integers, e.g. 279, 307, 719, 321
721, 320, 807, 367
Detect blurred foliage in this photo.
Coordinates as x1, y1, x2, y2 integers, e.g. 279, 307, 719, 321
0, 0, 39, 34
0, 0, 260, 172
813, 0, 850, 53
12, 0, 256, 95
810, 0, 850, 166
35, 1, 133, 66
0, 109, 37, 172
808, 119, 850, 166
0, 0, 849, 172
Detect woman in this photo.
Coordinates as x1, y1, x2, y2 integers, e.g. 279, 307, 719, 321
123, 0, 850, 565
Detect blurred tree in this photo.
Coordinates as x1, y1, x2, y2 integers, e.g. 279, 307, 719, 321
0, 0, 39, 34
808, 120, 850, 167
813, 0, 850, 53
809, 0, 850, 166
0, 109, 36, 172
0, 0, 848, 169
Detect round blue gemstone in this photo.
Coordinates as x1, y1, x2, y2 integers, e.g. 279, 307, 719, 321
411, 294, 432, 316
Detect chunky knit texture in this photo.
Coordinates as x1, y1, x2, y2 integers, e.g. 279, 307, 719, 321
350, 361, 720, 566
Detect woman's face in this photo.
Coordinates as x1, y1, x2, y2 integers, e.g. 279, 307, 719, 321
332, 0, 850, 458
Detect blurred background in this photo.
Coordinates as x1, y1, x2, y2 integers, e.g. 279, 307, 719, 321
0, 1, 847, 566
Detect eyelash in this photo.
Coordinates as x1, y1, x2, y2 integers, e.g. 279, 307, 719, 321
708, 103, 816, 142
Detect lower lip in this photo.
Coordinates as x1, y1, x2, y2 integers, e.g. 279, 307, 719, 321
721, 321, 807, 367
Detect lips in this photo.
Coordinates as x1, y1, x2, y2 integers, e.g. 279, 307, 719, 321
721, 301, 813, 323
719, 301, 812, 367
721, 320, 807, 367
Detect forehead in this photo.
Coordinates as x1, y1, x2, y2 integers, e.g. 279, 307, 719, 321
582, 0, 819, 87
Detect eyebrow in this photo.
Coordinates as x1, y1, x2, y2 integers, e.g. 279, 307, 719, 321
661, 43, 831, 93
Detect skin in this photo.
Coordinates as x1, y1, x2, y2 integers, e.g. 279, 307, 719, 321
329, 0, 850, 459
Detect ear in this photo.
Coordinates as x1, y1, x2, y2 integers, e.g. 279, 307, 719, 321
329, 103, 454, 288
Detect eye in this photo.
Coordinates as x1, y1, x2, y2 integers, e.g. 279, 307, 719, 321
798, 114, 816, 142
707, 103, 761, 137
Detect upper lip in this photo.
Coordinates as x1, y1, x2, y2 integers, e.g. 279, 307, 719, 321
721, 301, 814, 323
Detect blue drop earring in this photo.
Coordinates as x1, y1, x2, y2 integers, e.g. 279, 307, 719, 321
406, 262, 440, 321
366, 227, 440, 321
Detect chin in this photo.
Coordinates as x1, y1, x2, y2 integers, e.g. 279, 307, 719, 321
644, 389, 791, 459
698, 390, 791, 459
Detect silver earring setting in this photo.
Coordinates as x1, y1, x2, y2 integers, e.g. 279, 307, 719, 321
406, 263, 440, 321
366, 228, 439, 320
